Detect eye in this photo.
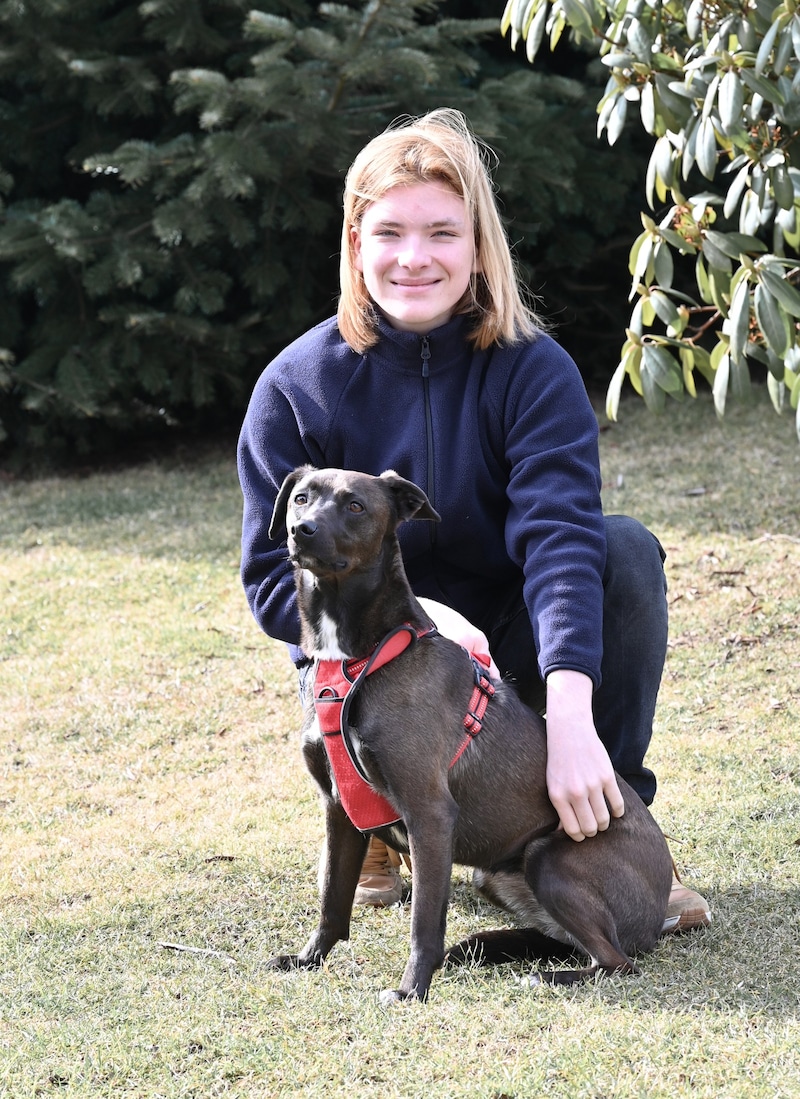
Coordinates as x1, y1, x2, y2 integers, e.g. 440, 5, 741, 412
293, 492, 308, 506
348, 500, 364, 513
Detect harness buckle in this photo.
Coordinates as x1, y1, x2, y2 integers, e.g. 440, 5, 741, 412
463, 669, 495, 733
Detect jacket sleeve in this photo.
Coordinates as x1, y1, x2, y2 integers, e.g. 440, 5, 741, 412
501, 336, 607, 687
237, 365, 324, 651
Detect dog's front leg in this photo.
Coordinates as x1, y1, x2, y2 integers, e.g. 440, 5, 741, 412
268, 799, 367, 972
380, 800, 458, 1004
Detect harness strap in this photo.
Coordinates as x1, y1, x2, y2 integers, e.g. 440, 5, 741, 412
313, 623, 496, 831
448, 651, 496, 768
314, 624, 435, 831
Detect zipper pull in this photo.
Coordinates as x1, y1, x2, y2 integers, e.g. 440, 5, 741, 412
420, 336, 431, 378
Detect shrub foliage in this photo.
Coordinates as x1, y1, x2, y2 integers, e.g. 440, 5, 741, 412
504, 0, 800, 437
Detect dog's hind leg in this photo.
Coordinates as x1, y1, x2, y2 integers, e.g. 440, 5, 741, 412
445, 856, 637, 986
522, 854, 640, 985
267, 800, 368, 972
444, 918, 633, 987
445, 864, 581, 968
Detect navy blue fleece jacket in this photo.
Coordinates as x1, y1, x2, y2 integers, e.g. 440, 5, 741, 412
237, 313, 607, 686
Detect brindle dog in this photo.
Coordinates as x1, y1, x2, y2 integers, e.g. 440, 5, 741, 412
267, 466, 672, 1003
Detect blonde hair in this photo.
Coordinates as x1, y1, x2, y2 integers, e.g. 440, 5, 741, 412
337, 108, 542, 352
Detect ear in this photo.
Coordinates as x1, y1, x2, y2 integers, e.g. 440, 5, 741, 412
269, 465, 316, 541
379, 470, 441, 525
351, 225, 364, 273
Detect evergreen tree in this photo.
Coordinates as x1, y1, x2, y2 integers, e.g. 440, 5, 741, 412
0, 0, 643, 461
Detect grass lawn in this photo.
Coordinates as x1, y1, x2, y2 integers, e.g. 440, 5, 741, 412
1, 390, 799, 1098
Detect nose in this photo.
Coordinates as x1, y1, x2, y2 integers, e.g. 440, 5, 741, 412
397, 236, 431, 270
292, 520, 318, 540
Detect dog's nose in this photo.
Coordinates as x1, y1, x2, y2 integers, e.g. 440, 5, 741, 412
294, 520, 318, 540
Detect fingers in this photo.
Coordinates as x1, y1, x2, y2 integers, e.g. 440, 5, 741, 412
552, 777, 625, 843
555, 799, 604, 843
605, 775, 626, 820
554, 802, 587, 843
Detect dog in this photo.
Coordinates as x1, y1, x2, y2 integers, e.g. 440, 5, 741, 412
266, 465, 673, 1003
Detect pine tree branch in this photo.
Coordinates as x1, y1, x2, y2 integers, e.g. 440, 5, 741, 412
326, 0, 387, 113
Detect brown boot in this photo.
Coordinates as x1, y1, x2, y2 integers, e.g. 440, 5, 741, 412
353, 837, 404, 907
662, 861, 712, 934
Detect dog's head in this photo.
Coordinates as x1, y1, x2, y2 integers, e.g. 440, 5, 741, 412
269, 466, 440, 579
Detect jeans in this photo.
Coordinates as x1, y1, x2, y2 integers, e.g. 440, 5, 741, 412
485, 515, 667, 806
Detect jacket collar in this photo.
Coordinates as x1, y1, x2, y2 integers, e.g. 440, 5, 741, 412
373, 313, 474, 372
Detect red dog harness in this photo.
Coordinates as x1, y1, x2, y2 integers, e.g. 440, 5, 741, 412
313, 624, 495, 831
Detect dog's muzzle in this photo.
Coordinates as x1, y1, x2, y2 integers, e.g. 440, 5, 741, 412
288, 524, 349, 574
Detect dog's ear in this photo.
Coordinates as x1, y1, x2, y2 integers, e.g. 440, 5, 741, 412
269, 465, 316, 541
379, 470, 441, 524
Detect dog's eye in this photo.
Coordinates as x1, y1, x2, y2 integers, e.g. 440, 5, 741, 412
348, 501, 364, 513
293, 492, 308, 506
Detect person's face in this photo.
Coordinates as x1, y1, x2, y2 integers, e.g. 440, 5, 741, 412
351, 182, 478, 335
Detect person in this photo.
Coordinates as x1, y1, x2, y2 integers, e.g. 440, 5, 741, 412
237, 108, 710, 931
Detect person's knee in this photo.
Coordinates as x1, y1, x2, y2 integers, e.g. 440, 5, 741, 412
604, 514, 667, 598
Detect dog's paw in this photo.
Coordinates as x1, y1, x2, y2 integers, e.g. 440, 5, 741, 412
378, 988, 422, 1006
265, 953, 302, 971
513, 971, 543, 988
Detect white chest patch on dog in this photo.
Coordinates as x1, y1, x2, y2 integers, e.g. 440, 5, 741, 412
313, 611, 347, 661
303, 715, 323, 748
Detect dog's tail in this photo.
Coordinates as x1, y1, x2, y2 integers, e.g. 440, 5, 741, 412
444, 926, 641, 986
443, 927, 578, 968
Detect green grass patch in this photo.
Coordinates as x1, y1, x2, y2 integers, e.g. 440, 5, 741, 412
2, 393, 800, 1097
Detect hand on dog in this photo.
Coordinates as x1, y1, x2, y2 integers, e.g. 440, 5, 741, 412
545, 669, 625, 842
417, 598, 500, 678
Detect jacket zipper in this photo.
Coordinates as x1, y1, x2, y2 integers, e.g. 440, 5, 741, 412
420, 337, 436, 532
